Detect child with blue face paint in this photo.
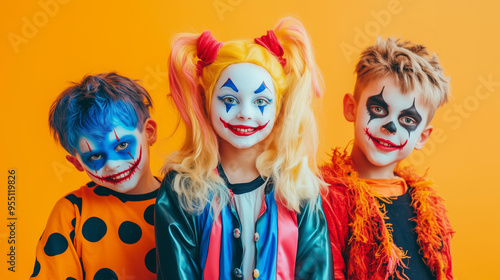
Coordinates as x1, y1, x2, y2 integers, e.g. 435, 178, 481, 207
30, 73, 160, 280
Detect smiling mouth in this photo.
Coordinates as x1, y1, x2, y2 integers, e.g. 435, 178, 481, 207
88, 146, 142, 185
364, 128, 407, 151
219, 118, 269, 136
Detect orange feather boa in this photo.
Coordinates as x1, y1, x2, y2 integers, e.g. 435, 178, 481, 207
321, 148, 454, 280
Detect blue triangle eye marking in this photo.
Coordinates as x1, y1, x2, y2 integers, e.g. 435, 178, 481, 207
217, 96, 235, 113
254, 82, 269, 94
258, 105, 265, 114
221, 78, 239, 92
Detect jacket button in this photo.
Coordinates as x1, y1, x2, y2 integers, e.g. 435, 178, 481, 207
234, 268, 242, 278
233, 228, 241, 238
254, 232, 259, 242
253, 268, 260, 278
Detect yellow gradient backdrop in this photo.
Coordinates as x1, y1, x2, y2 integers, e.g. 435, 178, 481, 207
1, 0, 499, 279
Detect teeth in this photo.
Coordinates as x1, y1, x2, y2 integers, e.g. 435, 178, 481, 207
233, 127, 255, 132
376, 139, 394, 147
112, 170, 131, 180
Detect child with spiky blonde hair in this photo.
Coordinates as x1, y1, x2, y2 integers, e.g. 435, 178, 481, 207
322, 38, 453, 280
155, 17, 333, 279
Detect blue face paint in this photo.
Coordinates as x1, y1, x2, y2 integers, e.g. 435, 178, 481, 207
78, 127, 139, 173
254, 82, 268, 94
255, 98, 272, 115
221, 78, 239, 92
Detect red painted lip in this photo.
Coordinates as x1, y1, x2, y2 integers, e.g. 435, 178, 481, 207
87, 146, 142, 185
219, 118, 269, 136
365, 128, 407, 151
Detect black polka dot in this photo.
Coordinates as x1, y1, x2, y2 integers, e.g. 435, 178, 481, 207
70, 230, 75, 244
118, 221, 142, 244
145, 248, 156, 273
67, 278, 76, 280
71, 218, 76, 227
82, 217, 107, 242
93, 268, 118, 280
44, 233, 68, 256
65, 194, 82, 214
31, 258, 40, 277
144, 204, 155, 226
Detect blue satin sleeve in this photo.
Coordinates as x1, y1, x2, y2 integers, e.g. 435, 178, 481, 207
295, 195, 334, 279
155, 171, 202, 280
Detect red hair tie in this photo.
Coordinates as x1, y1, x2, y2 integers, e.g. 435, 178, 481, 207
255, 30, 286, 67
197, 31, 223, 76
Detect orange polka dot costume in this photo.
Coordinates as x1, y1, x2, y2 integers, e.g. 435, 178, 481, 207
30, 181, 158, 280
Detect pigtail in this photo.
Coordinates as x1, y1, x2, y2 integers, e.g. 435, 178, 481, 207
258, 17, 325, 212
164, 32, 228, 215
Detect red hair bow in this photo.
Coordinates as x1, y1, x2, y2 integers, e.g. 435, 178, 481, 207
197, 31, 223, 76
255, 30, 286, 67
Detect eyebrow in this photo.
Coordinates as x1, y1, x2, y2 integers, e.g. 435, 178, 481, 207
221, 78, 239, 92
254, 81, 269, 94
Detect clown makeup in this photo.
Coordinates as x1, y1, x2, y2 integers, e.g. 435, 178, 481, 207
75, 123, 149, 193
211, 63, 276, 149
353, 76, 431, 168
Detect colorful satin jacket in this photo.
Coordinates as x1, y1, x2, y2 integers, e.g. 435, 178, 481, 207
155, 171, 334, 280
321, 149, 453, 280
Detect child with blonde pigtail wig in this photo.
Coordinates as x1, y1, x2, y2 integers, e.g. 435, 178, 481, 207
155, 17, 333, 279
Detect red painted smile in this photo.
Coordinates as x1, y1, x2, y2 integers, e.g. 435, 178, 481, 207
87, 146, 142, 185
219, 118, 269, 136
365, 128, 407, 151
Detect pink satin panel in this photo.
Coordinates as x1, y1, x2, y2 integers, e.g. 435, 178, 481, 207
276, 203, 298, 280
203, 215, 222, 280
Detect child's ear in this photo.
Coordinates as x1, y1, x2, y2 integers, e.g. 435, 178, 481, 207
415, 125, 433, 150
144, 118, 158, 145
66, 155, 84, 172
343, 93, 357, 122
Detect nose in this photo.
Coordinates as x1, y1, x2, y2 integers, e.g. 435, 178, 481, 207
236, 103, 253, 120
103, 161, 120, 172
382, 121, 397, 134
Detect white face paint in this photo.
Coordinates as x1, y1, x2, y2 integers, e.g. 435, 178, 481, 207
75, 124, 149, 193
354, 76, 431, 167
211, 63, 277, 149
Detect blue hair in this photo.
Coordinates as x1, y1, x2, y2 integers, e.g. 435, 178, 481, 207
49, 73, 153, 154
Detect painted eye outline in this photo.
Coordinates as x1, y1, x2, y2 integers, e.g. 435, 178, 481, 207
369, 105, 387, 116
219, 95, 240, 106
253, 97, 271, 107
115, 142, 130, 152
399, 116, 417, 127
89, 153, 103, 161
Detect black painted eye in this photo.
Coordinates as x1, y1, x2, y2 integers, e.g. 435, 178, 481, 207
370, 105, 387, 116
400, 116, 417, 126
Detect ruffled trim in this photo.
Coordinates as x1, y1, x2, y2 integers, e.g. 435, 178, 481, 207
321, 147, 453, 280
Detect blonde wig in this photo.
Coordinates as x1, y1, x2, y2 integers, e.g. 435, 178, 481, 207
165, 17, 324, 214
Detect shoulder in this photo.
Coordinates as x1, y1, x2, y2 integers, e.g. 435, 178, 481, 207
158, 170, 178, 197
51, 182, 96, 214
398, 166, 453, 231
396, 165, 447, 205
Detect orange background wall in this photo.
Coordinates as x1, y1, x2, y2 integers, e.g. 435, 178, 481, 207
1, 0, 499, 279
